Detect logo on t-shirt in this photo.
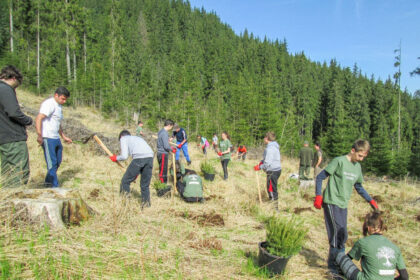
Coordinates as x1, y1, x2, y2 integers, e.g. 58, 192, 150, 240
343, 171, 357, 181
376, 246, 395, 268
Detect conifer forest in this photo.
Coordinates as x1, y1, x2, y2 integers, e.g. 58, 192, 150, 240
1, 0, 419, 177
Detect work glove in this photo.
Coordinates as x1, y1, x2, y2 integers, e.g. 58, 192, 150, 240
177, 143, 182, 149
217, 152, 223, 156
110, 154, 117, 162
314, 195, 323, 209
254, 164, 260, 171
369, 199, 379, 210
171, 147, 177, 153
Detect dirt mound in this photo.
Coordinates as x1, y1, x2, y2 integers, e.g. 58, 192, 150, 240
177, 210, 225, 227
190, 237, 222, 251
89, 189, 100, 199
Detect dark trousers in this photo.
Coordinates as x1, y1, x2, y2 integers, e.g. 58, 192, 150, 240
157, 153, 168, 183
323, 203, 348, 274
299, 164, 311, 179
0, 141, 30, 186
42, 138, 63, 187
266, 170, 281, 200
221, 159, 230, 179
120, 158, 153, 204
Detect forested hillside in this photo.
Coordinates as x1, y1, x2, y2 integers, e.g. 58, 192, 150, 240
1, 0, 419, 177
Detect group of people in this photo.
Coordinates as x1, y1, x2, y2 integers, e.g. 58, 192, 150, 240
252, 135, 408, 279
1, 65, 409, 280
0, 65, 72, 189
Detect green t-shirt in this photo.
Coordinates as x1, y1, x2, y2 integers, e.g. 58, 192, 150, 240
183, 174, 203, 198
136, 126, 143, 136
219, 139, 232, 160
299, 146, 313, 166
348, 234, 406, 280
323, 155, 363, 208
313, 149, 322, 167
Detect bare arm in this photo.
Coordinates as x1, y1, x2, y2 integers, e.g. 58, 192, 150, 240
59, 125, 72, 144
35, 113, 46, 145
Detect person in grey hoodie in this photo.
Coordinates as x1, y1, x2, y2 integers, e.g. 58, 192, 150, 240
157, 119, 176, 184
254, 131, 281, 210
110, 130, 154, 208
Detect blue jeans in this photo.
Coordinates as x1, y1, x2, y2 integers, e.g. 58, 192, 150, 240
175, 141, 191, 162
42, 138, 63, 187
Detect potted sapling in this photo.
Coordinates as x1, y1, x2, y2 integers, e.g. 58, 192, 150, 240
152, 180, 171, 197
258, 215, 307, 275
200, 161, 215, 181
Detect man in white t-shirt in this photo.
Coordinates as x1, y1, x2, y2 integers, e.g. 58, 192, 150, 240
35, 87, 72, 187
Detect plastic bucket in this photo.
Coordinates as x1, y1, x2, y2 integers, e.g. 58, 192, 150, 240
258, 241, 290, 275
203, 172, 215, 181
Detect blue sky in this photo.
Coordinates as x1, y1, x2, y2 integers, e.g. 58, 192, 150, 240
189, 0, 420, 94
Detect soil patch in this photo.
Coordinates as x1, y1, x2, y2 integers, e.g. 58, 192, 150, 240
416, 214, 420, 222
89, 189, 100, 199
204, 195, 223, 201
190, 237, 222, 251
177, 210, 225, 227
302, 193, 313, 202
372, 195, 383, 203
294, 207, 314, 214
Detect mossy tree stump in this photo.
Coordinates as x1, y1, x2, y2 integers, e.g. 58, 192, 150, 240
1, 188, 95, 229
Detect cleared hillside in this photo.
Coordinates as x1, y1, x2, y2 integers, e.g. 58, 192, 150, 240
0, 90, 419, 279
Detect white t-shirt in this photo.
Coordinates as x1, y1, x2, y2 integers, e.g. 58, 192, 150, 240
39, 97, 63, 139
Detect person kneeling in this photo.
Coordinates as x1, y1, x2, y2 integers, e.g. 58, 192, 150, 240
335, 211, 408, 280
176, 170, 204, 203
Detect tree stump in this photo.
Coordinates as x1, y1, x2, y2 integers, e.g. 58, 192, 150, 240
0, 188, 95, 229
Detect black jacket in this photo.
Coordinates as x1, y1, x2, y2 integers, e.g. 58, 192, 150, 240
0, 81, 32, 145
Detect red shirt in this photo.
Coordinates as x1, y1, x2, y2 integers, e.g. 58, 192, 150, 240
237, 146, 247, 153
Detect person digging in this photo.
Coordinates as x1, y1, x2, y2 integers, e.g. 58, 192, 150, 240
110, 130, 154, 209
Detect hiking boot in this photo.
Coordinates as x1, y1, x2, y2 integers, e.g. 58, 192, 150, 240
272, 200, 279, 212
187, 161, 192, 166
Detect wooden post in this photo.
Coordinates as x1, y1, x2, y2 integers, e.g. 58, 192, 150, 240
171, 152, 177, 201
255, 171, 262, 205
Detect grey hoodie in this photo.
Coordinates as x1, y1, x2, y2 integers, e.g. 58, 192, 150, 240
260, 141, 281, 172
117, 135, 154, 161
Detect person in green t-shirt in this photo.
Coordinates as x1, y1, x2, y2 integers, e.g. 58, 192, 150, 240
313, 139, 379, 279
299, 140, 313, 180
335, 211, 408, 280
136, 121, 144, 137
175, 170, 204, 203
217, 131, 232, 180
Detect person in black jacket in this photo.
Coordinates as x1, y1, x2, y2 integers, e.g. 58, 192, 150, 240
0, 66, 33, 186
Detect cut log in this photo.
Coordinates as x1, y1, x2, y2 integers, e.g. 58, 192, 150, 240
0, 188, 95, 229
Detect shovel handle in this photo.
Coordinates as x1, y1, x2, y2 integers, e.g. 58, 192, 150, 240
256, 171, 262, 205
93, 135, 124, 169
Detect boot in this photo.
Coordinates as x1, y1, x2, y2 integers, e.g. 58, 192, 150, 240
141, 200, 151, 210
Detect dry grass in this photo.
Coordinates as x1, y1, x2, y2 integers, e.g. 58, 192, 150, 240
0, 90, 419, 279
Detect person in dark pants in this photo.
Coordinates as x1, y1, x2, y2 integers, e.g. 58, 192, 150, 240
335, 211, 408, 280
217, 131, 232, 180
36, 87, 72, 188
314, 139, 379, 279
254, 131, 281, 211
110, 130, 154, 208
299, 140, 313, 180
157, 120, 176, 184
0, 66, 33, 186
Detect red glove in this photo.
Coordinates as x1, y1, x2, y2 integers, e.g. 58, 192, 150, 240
218, 152, 223, 156
177, 143, 182, 149
254, 164, 260, 171
314, 195, 323, 209
109, 154, 117, 162
369, 199, 378, 210
171, 147, 176, 153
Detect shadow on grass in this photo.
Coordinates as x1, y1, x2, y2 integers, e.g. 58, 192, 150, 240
59, 167, 83, 185
299, 246, 325, 268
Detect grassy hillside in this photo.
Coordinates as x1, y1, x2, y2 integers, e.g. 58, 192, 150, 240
0, 90, 419, 279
